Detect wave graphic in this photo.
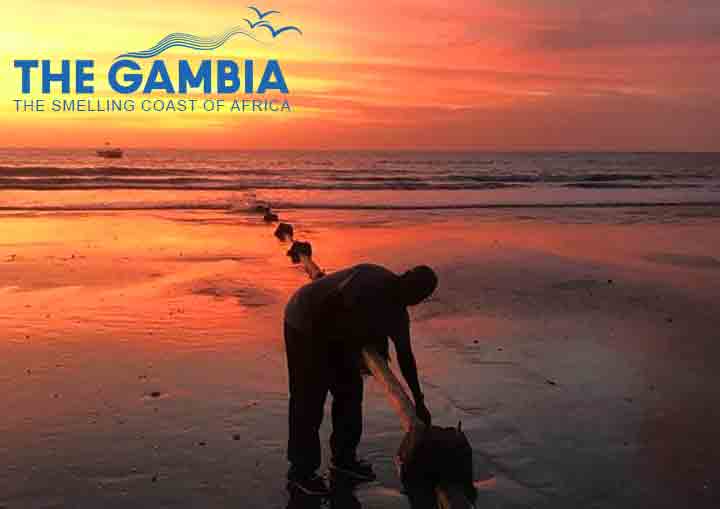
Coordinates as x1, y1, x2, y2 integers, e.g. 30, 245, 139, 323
116, 26, 262, 59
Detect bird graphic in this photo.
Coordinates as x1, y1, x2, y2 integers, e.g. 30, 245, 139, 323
255, 23, 303, 38
248, 6, 280, 19
244, 18, 268, 29
244, 6, 303, 38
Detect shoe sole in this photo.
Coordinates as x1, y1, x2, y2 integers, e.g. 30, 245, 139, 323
286, 480, 331, 497
329, 465, 377, 482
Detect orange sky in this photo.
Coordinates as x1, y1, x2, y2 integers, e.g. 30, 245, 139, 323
2, 0, 719, 150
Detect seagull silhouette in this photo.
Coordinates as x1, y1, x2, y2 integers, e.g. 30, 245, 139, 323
248, 6, 280, 19
244, 18, 268, 29
255, 23, 303, 38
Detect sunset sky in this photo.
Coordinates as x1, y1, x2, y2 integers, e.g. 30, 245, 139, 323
2, 0, 719, 150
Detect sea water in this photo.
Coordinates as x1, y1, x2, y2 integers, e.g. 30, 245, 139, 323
0, 150, 718, 212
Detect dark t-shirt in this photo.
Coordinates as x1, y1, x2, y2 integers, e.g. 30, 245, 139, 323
284, 263, 409, 345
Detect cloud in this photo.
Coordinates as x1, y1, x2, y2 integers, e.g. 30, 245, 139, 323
522, 2, 720, 50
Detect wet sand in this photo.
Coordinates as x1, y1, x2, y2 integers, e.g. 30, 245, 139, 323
1, 206, 719, 508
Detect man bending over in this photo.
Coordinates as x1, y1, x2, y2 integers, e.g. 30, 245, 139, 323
284, 259, 437, 496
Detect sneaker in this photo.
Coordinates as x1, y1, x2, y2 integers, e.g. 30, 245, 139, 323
330, 457, 377, 482
287, 471, 331, 497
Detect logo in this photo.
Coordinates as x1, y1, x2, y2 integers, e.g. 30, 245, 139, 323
12, 6, 302, 114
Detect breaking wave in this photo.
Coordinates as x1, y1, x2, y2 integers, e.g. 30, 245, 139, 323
0, 166, 716, 191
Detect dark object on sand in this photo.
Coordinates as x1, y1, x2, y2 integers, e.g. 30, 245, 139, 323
275, 223, 294, 240
287, 241, 312, 264
398, 425, 477, 508
264, 210, 280, 222
362, 349, 476, 509
252, 202, 279, 222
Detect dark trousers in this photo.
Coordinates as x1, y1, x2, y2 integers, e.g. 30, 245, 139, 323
284, 322, 363, 475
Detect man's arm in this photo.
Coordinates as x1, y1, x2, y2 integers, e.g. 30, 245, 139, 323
392, 317, 432, 426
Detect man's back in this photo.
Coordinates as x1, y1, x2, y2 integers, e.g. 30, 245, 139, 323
284, 263, 406, 341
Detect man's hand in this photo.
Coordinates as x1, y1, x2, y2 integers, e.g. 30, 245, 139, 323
415, 398, 432, 427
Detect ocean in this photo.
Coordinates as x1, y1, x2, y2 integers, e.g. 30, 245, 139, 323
0, 149, 718, 211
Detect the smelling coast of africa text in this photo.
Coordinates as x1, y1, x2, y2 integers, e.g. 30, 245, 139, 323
13, 97, 291, 114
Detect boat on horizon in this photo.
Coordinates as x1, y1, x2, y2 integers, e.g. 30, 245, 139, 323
96, 142, 124, 159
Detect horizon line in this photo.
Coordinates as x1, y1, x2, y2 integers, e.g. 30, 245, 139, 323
0, 146, 719, 154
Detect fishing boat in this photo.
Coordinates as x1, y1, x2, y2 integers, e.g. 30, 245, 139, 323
96, 142, 123, 159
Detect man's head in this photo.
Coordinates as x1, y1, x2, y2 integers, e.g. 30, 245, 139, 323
396, 265, 438, 306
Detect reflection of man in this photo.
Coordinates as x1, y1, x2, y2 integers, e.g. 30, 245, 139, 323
284, 263, 437, 496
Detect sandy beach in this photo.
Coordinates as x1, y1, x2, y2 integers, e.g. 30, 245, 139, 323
1, 204, 718, 508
